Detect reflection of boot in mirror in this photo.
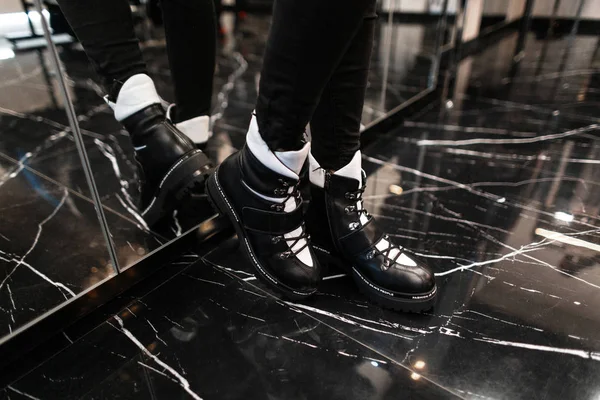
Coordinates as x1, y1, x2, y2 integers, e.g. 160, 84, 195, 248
55, 0, 218, 228
108, 74, 214, 227
306, 151, 437, 313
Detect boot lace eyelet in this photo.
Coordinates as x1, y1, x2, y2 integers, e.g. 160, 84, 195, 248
366, 250, 376, 260
272, 236, 282, 244
278, 179, 290, 187
345, 192, 356, 200
344, 206, 355, 214
349, 222, 360, 231
279, 251, 291, 259
270, 204, 284, 212
274, 188, 287, 196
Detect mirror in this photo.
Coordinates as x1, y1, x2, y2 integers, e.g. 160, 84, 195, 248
362, 0, 450, 127
0, 1, 118, 343
45, 0, 222, 273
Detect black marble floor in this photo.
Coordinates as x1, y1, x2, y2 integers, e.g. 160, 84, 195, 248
2, 12, 600, 400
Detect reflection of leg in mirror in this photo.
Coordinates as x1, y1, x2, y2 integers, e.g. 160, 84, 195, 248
55, 0, 216, 228
205, 0, 436, 311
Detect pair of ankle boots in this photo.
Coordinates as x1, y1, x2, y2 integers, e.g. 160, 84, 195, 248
114, 76, 436, 311
207, 116, 437, 312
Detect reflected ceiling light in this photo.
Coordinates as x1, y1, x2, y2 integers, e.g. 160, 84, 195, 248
389, 184, 403, 195
535, 228, 600, 253
554, 211, 574, 222
410, 372, 421, 381
371, 361, 379, 367
496, 197, 506, 203
0, 48, 15, 60
414, 360, 426, 370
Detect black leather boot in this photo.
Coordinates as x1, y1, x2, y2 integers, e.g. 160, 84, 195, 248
122, 104, 213, 226
305, 153, 436, 312
206, 117, 321, 299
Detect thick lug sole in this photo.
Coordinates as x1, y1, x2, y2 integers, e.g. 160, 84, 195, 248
206, 167, 316, 301
142, 150, 213, 227
313, 246, 437, 313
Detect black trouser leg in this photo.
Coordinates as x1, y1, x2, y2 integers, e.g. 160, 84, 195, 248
255, 0, 377, 151
160, 0, 218, 122
56, 0, 147, 100
310, 2, 377, 171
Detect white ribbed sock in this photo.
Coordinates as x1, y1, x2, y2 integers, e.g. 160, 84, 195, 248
106, 74, 162, 121
166, 105, 212, 144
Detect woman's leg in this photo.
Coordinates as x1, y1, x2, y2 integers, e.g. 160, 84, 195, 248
160, 0, 217, 122
56, 0, 214, 227
255, 0, 378, 151
56, 0, 147, 100
309, 2, 376, 171
305, 2, 437, 312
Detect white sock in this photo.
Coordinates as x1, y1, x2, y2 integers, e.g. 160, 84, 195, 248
309, 150, 416, 267
166, 105, 212, 144
106, 74, 162, 122
246, 115, 307, 179
246, 114, 313, 267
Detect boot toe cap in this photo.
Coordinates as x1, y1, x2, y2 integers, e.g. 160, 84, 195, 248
360, 253, 436, 296
391, 264, 436, 295
266, 255, 322, 293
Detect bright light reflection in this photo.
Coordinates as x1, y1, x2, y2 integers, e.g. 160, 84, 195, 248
554, 211, 574, 222
535, 228, 600, 253
414, 360, 426, 370
389, 184, 403, 195
371, 361, 379, 367
410, 372, 421, 380
0, 48, 15, 60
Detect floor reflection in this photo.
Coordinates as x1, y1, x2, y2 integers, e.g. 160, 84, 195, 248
3, 10, 599, 400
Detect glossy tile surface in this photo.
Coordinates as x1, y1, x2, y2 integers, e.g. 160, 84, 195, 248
4, 9, 599, 400
0, 156, 116, 339
1, 248, 458, 400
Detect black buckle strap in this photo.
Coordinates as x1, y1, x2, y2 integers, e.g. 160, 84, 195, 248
239, 146, 297, 198
242, 205, 304, 235
338, 219, 384, 256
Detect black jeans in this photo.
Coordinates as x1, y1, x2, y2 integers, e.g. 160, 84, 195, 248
56, 0, 217, 122
255, 0, 377, 171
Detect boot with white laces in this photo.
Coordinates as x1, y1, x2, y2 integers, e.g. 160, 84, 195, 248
206, 115, 321, 299
305, 150, 437, 312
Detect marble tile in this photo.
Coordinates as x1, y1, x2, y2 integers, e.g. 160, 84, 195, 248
0, 157, 116, 339
1, 250, 458, 399
6, 9, 599, 400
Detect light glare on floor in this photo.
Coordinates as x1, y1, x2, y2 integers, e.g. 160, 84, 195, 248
554, 211, 574, 222
535, 227, 600, 252
410, 372, 421, 380
389, 184, 403, 195
0, 48, 15, 60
